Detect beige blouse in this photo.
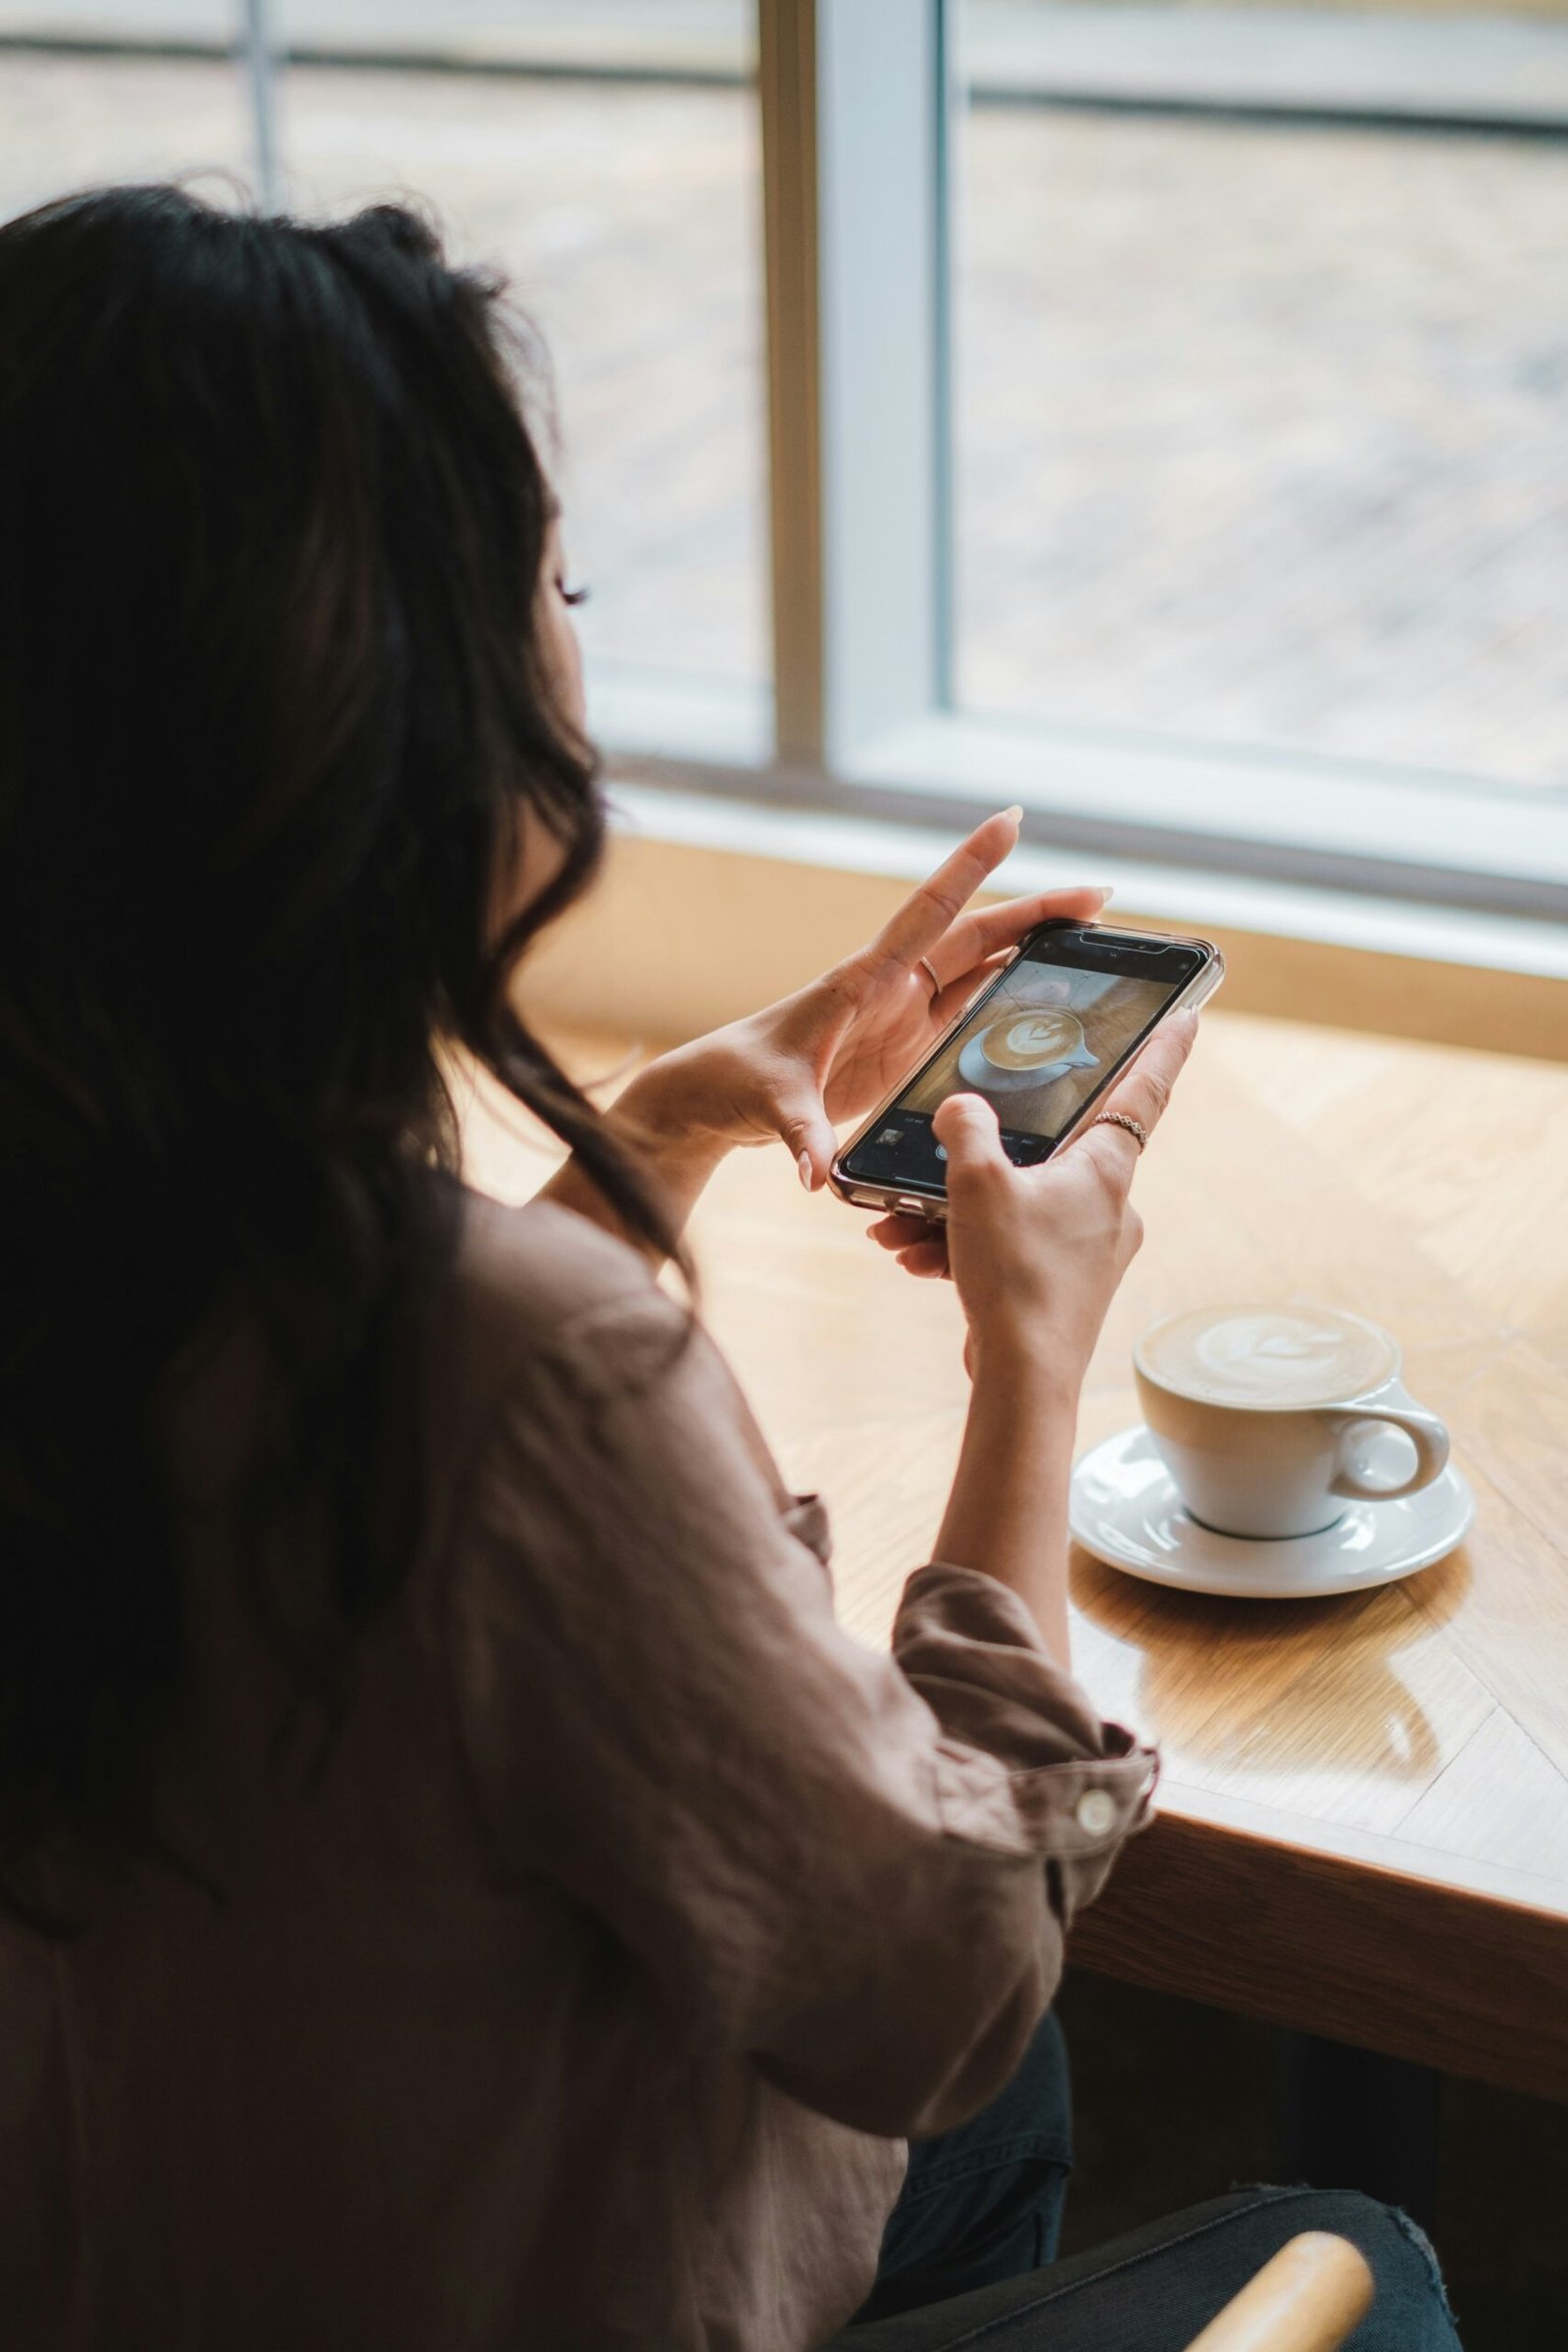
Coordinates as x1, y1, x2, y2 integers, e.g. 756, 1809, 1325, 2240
0, 1193, 1156, 2352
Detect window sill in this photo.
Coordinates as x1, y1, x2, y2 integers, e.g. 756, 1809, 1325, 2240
846, 710, 1568, 919
527, 767, 1568, 1062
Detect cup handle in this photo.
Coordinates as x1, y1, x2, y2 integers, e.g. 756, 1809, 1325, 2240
1327, 1402, 1449, 1503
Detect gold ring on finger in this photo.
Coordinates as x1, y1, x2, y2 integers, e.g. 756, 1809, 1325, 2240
918, 956, 942, 1002
1091, 1110, 1148, 1152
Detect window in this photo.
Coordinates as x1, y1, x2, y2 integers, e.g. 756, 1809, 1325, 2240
954, 2, 1568, 798
0, 4, 767, 708
5, 3, 1565, 919
0, 12, 254, 216
281, 51, 766, 701
760, 0, 1568, 914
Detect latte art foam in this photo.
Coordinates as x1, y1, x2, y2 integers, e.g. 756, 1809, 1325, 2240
1139, 1306, 1396, 1408
980, 1009, 1084, 1071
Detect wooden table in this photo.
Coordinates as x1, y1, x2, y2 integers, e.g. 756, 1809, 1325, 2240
467, 1007, 1568, 2104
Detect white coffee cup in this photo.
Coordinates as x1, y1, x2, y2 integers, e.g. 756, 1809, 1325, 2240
1134, 1303, 1450, 1542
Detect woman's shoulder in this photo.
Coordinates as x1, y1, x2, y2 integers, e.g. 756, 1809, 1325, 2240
443, 1190, 667, 1385
425, 1185, 704, 1441
413, 1191, 659, 1499
421, 1189, 712, 1538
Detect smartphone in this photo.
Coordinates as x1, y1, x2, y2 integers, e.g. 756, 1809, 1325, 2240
830, 921, 1223, 1220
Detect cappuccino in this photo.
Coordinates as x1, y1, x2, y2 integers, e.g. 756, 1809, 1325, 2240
1134, 1303, 1448, 1540
1138, 1305, 1397, 1411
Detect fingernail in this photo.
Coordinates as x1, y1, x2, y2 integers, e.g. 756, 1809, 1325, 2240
1002, 804, 1024, 824
1094, 886, 1115, 904
798, 1150, 813, 1192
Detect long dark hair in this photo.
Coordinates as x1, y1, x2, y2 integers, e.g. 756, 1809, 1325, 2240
0, 185, 676, 1925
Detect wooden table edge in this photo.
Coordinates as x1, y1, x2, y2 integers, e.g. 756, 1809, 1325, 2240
1068, 1794, 1568, 2102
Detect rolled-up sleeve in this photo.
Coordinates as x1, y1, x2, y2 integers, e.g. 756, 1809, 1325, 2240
446, 1277, 1156, 2139
894, 1564, 1157, 1918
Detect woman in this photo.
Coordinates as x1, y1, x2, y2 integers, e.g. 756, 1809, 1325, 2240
0, 188, 1459, 2351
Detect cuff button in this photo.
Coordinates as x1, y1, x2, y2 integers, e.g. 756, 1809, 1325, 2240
1075, 1788, 1117, 1838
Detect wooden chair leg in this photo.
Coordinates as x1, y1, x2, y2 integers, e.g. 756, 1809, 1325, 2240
1182, 2232, 1376, 2352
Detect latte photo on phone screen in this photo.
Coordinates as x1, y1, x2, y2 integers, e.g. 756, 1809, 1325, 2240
833, 921, 1222, 1206
900, 959, 1171, 1141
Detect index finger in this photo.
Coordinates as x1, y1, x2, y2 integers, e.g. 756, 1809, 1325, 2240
1074, 1011, 1198, 1170
869, 808, 1023, 970
941, 884, 1109, 973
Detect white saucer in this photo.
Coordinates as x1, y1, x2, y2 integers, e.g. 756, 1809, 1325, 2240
1069, 1425, 1474, 1599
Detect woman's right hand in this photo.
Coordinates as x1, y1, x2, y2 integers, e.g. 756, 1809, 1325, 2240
867, 1013, 1198, 1385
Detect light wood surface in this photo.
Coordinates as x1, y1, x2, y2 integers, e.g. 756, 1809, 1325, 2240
464, 1005, 1568, 2101
1183, 2234, 1375, 2352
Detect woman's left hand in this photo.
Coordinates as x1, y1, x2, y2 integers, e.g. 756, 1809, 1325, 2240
624, 809, 1108, 1193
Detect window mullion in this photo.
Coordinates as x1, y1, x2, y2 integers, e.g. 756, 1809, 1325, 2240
815, 0, 948, 764
238, 0, 282, 211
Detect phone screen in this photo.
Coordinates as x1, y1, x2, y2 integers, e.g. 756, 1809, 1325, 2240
839, 927, 1205, 1195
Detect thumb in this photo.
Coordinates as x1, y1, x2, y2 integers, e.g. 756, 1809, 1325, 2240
774, 1087, 840, 1194
931, 1090, 1007, 1185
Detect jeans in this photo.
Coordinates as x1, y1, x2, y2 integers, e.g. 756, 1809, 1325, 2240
824, 2013, 1461, 2351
